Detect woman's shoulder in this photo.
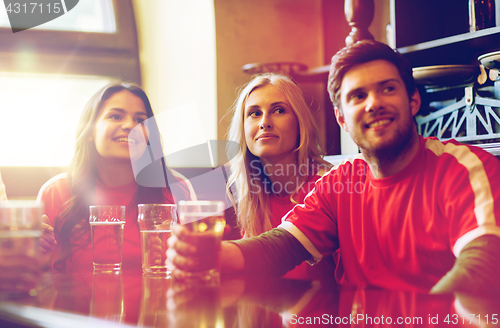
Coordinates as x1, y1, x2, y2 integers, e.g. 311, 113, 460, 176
312, 158, 333, 177
36, 173, 71, 223
37, 173, 70, 201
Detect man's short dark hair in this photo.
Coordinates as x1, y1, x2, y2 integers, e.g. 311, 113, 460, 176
328, 40, 415, 112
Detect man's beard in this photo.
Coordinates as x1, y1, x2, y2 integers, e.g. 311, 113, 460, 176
357, 120, 417, 164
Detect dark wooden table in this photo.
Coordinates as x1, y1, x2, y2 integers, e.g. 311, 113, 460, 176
0, 270, 498, 327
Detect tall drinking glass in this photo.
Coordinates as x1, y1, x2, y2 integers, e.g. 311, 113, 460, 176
177, 201, 226, 283
137, 204, 176, 276
89, 205, 125, 274
0, 200, 43, 299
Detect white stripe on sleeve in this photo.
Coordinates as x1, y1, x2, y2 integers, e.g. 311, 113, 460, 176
279, 221, 323, 265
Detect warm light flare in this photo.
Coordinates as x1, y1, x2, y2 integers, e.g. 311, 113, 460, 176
0, 72, 111, 166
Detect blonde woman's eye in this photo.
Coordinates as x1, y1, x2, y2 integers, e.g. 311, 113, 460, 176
249, 111, 261, 117
274, 107, 285, 113
110, 114, 121, 120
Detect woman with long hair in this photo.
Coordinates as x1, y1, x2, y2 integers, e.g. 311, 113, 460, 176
226, 73, 335, 279
37, 82, 195, 272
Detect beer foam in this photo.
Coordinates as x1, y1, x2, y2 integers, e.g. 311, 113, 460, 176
89, 221, 125, 225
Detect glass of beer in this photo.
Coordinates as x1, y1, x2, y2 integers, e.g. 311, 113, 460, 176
89, 205, 125, 274
177, 200, 226, 284
0, 200, 43, 299
137, 204, 176, 276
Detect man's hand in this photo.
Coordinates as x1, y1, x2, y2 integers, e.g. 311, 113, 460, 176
166, 225, 244, 279
430, 235, 500, 295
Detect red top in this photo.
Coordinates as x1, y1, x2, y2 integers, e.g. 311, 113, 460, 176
281, 136, 500, 291
269, 174, 336, 280
37, 173, 191, 272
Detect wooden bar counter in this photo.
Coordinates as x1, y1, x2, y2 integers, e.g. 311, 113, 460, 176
1, 269, 499, 327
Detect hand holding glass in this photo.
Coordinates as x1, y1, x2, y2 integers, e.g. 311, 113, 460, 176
177, 201, 226, 283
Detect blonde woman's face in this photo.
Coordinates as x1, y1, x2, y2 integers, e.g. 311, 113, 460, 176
243, 84, 299, 164
92, 90, 149, 162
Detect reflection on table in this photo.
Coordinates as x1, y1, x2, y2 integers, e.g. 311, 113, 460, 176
0, 270, 499, 327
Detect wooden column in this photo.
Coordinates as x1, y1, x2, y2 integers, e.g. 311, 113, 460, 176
344, 0, 375, 45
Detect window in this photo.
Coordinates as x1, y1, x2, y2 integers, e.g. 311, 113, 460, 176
0, 72, 112, 166
0, 0, 140, 198
0, 0, 116, 33
0, 0, 139, 168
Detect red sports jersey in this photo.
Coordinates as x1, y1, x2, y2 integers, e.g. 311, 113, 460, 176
280, 136, 500, 291
269, 174, 336, 280
37, 173, 191, 272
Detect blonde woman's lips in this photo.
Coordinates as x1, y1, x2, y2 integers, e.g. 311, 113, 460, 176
256, 133, 279, 141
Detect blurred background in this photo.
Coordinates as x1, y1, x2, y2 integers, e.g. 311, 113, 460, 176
0, 0, 390, 199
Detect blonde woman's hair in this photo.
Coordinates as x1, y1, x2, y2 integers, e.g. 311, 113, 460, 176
226, 73, 331, 238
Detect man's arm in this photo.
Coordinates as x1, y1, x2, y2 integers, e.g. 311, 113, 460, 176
229, 228, 313, 276
167, 226, 312, 277
430, 234, 500, 295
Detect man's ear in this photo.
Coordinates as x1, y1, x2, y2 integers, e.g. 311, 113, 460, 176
410, 89, 421, 117
335, 107, 348, 132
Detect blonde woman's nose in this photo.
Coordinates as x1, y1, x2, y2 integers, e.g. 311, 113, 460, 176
259, 113, 272, 129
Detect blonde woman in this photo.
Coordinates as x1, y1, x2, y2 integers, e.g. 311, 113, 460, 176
226, 73, 336, 279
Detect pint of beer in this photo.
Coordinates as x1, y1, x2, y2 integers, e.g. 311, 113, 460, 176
177, 201, 226, 285
89, 205, 125, 274
137, 204, 177, 276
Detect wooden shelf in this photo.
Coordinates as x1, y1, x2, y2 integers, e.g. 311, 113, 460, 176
473, 142, 500, 156
399, 27, 500, 54
398, 27, 500, 67
290, 65, 329, 83
291, 30, 500, 82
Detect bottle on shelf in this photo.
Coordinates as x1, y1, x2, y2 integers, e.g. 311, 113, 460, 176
469, 0, 496, 32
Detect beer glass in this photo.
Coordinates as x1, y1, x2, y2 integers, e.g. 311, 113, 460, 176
177, 201, 226, 284
89, 205, 125, 274
0, 200, 43, 299
137, 204, 176, 275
